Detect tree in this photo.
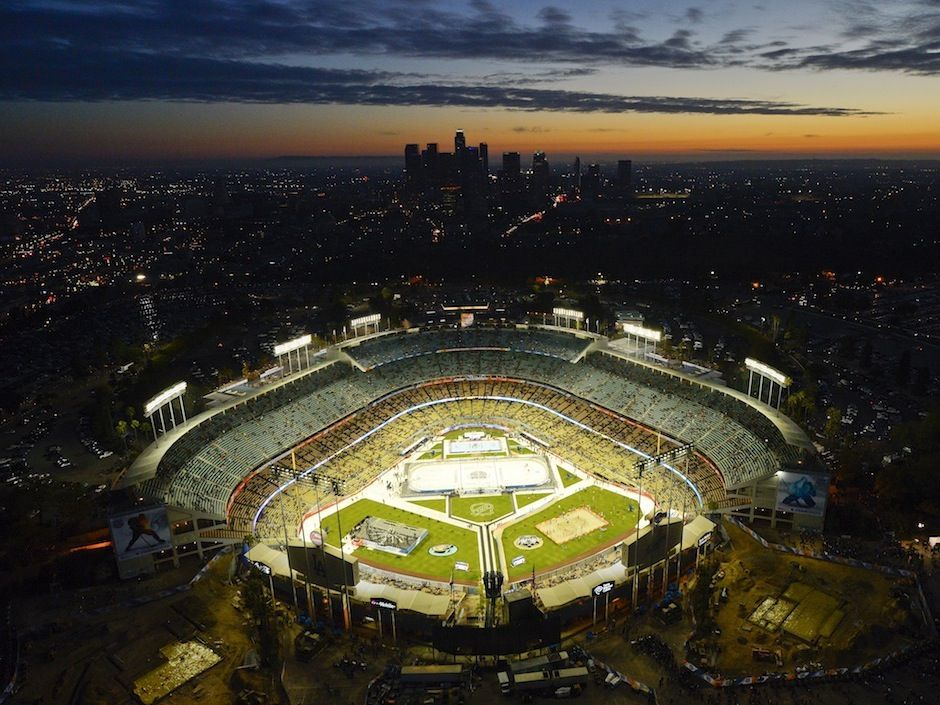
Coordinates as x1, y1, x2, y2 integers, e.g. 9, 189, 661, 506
896, 349, 912, 388
115, 420, 129, 451
859, 339, 873, 370
824, 407, 843, 442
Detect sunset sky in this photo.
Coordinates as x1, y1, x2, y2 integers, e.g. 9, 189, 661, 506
1, 0, 939, 164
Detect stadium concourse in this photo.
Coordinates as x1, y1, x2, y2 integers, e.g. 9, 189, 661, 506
116, 325, 817, 625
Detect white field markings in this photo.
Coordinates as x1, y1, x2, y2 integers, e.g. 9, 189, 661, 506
300, 460, 482, 545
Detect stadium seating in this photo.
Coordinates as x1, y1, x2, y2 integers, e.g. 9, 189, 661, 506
140, 333, 798, 530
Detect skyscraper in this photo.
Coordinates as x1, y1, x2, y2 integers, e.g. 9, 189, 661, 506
616, 159, 633, 194
573, 156, 581, 190
479, 143, 489, 176
404, 144, 421, 187
532, 151, 550, 189
502, 152, 521, 178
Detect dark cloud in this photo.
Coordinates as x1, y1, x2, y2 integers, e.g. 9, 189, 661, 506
537, 7, 572, 26
685, 8, 705, 24
512, 126, 551, 133
0, 45, 876, 116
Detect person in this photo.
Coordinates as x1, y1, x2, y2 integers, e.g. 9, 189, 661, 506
125, 513, 165, 551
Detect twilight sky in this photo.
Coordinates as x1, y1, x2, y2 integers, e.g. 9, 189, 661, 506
1, 0, 939, 164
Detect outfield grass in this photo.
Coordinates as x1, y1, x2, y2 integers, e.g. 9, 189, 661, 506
320, 498, 480, 582
443, 427, 506, 441
500, 486, 638, 580
408, 497, 447, 513
508, 440, 536, 456
515, 492, 552, 509
450, 493, 515, 523
419, 442, 444, 460
558, 466, 581, 488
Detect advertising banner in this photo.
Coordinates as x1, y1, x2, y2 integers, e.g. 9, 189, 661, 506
110, 507, 172, 560
775, 472, 827, 517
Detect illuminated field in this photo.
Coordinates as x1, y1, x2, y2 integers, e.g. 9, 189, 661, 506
498, 486, 639, 580
319, 498, 480, 582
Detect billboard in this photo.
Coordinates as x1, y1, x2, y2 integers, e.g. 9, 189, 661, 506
109, 507, 172, 560
460, 312, 474, 328
775, 471, 827, 517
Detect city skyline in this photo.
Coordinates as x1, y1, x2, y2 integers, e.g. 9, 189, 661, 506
2, 0, 940, 165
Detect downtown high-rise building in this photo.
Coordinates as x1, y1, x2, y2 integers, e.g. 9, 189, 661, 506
502, 151, 521, 178
616, 159, 633, 193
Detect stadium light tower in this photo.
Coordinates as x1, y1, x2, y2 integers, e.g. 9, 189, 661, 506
274, 334, 313, 375
143, 381, 187, 441
745, 358, 791, 409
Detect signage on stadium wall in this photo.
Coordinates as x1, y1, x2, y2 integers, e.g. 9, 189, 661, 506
109, 506, 172, 561
592, 580, 615, 596
775, 471, 828, 517
370, 597, 397, 610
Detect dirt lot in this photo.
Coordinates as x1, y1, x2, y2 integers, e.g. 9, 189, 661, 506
12, 551, 264, 705
690, 522, 926, 675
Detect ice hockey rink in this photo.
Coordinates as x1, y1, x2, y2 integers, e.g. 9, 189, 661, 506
405, 456, 552, 495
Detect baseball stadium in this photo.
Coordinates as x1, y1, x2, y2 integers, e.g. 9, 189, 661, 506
116, 324, 819, 642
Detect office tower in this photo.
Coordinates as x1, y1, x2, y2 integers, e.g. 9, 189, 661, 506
479, 143, 489, 176
422, 143, 439, 185
404, 144, 421, 186
583, 163, 601, 196
616, 159, 633, 193
573, 156, 581, 190
532, 151, 550, 188
502, 152, 521, 178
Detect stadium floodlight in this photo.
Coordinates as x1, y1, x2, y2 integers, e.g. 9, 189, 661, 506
622, 323, 662, 342
552, 307, 584, 320
745, 358, 791, 387
273, 333, 312, 357
350, 313, 381, 329
144, 381, 186, 417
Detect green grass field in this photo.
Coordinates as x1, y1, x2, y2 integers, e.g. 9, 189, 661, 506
500, 486, 639, 579
515, 492, 552, 509
419, 442, 444, 460
558, 466, 581, 488
508, 440, 536, 456
443, 427, 506, 441
450, 494, 515, 523
408, 497, 447, 513
320, 498, 480, 582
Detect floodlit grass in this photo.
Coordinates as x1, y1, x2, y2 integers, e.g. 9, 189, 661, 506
450, 493, 515, 523
443, 427, 506, 441
508, 440, 536, 456
558, 466, 581, 488
408, 497, 447, 513
419, 443, 444, 460
500, 486, 638, 580
320, 498, 480, 582
515, 492, 552, 510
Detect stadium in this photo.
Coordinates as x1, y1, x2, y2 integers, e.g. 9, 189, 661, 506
117, 323, 819, 646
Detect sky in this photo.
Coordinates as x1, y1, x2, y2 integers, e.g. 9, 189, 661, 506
1, 0, 939, 164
